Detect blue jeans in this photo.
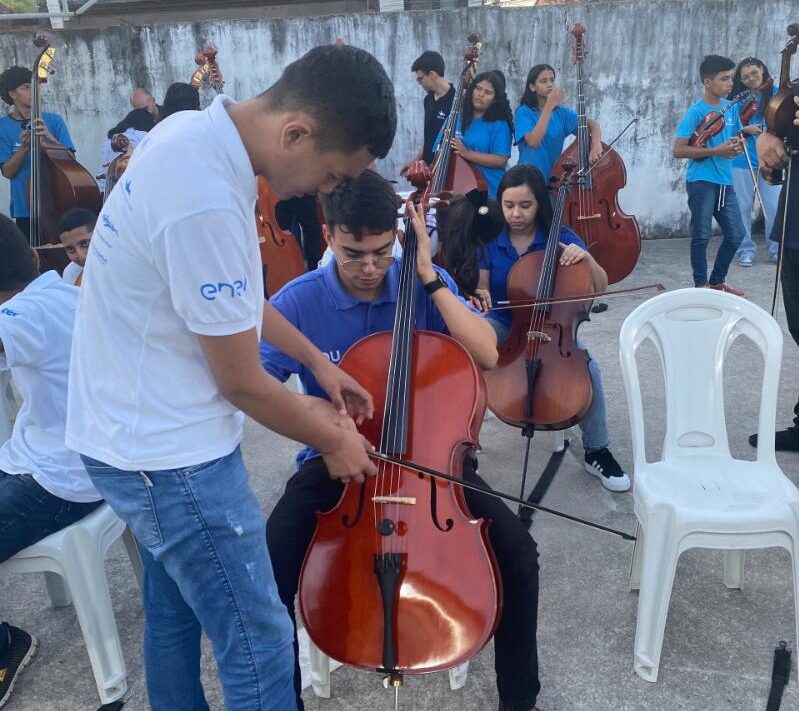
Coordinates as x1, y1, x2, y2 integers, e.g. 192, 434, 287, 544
731, 167, 780, 258
81, 447, 296, 711
486, 317, 609, 450
686, 180, 746, 285
0, 471, 102, 564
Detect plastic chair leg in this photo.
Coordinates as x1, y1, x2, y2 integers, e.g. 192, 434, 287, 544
448, 661, 469, 690
308, 641, 331, 698
121, 527, 143, 589
723, 550, 746, 589
633, 515, 679, 683
629, 522, 643, 591
62, 540, 127, 704
44, 571, 72, 608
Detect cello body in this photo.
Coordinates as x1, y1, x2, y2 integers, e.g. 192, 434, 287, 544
299, 330, 499, 673
255, 177, 306, 298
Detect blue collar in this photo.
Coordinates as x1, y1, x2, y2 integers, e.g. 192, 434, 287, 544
321, 257, 401, 310
496, 225, 549, 256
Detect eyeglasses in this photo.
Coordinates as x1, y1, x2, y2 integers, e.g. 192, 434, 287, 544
336, 255, 395, 274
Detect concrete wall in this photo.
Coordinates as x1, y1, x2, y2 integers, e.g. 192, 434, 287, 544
0, 0, 793, 236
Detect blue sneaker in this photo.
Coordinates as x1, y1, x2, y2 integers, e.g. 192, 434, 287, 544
738, 253, 754, 267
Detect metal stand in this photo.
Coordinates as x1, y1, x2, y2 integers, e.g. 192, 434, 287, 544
516, 426, 570, 530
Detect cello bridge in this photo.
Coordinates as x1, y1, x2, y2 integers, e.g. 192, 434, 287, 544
372, 496, 417, 506
577, 213, 601, 221
527, 330, 551, 343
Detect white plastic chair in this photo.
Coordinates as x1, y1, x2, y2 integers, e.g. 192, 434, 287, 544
619, 288, 799, 682
0, 503, 143, 704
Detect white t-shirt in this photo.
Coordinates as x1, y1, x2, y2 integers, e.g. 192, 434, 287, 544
0, 271, 99, 502
66, 95, 264, 471
62, 262, 83, 285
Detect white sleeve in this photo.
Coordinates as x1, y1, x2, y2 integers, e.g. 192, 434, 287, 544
152, 209, 261, 337
0, 300, 47, 369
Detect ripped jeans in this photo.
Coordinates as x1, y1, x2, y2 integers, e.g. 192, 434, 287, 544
81, 447, 296, 711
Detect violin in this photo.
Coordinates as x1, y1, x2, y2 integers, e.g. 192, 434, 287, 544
483, 164, 594, 430
299, 164, 499, 683
739, 77, 774, 126
550, 24, 641, 286
28, 34, 102, 272
428, 33, 487, 197
765, 23, 799, 154
687, 90, 750, 148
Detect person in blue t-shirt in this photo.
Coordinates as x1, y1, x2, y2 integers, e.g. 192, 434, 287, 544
514, 64, 603, 181
433, 70, 512, 198
472, 164, 630, 493
728, 56, 782, 266
0, 66, 75, 243
260, 169, 543, 711
673, 54, 746, 295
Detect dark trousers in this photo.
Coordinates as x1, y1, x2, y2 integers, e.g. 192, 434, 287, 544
686, 181, 745, 286
266, 456, 541, 711
275, 195, 323, 269
781, 247, 799, 426
14, 218, 30, 244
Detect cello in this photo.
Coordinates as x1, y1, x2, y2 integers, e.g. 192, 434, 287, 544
298, 167, 499, 688
550, 24, 641, 285
484, 164, 594, 431
28, 34, 102, 272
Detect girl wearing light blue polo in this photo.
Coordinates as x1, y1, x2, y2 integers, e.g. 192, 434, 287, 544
433, 71, 512, 198
514, 64, 603, 181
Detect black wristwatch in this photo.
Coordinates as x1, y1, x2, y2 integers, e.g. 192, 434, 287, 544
423, 273, 447, 295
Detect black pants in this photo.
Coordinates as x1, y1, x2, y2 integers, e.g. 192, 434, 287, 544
266, 456, 541, 711
781, 247, 799, 426
15, 218, 30, 244
275, 195, 324, 269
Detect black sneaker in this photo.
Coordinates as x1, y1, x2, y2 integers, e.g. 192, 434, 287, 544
749, 427, 799, 452
584, 447, 631, 492
0, 623, 38, 708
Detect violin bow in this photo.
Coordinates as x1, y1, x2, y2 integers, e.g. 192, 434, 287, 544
491, 282, 665, 311
772, 149, 794, 317
370, 452, 636, 541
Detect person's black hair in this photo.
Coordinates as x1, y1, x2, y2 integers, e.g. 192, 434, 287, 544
730, 56, 774, 109
0, 215, 38, 291
58, 207, 97, 236
411, 51, 445, 78
159, 82, 201, 121
321, 169, 397, 240
106, 108, 156, 139
262, 44, 396, 159
0, 66, 33, 106
438, 191, 504, 296
699, 55, 735, 82
497, 164, 554, 236
520, 64, 556, 109
491, 69, 506, 90
462, 71, 514, 135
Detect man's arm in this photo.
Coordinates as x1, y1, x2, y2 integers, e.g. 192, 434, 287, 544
0, 130, 30, 179
673, 135, 741, 160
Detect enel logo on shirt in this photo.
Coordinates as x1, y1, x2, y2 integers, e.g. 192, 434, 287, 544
200, 278, 248, 301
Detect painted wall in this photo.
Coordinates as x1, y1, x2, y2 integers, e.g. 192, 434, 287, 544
0, 0, 792, 236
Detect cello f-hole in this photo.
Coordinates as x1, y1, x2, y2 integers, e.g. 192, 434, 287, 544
427, 475, 455, 532
341, 480, 366, 528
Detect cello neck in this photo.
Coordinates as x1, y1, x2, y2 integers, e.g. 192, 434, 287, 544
535, 180, 571, 311
575, 54, 590, 178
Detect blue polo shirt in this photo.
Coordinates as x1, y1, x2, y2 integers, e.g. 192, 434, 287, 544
732, 85, 779, 171
433, 115, 511, 198
259, 257, 475, 467
514, 104, 579, 181
479, 225, 585, 328
675, 99, 741, 186
0, 112, 74, 218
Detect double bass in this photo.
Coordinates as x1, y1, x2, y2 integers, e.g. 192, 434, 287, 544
28, 34, 101, 272
551, 24, 641, 285
299, 167, 499, 686
484, 165, 594, 430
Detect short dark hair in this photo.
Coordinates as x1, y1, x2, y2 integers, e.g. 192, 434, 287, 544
0, 66, 33, 105
321, 169, 397, 240
411, 51, 445, 78
0, 215, 38, 291
59, 208, 97, 237
159, 82, 200, 121
700, 55, 735, 81
263, 44, 396, 159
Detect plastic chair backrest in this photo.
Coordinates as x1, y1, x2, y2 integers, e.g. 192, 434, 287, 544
619, 289, 782, 470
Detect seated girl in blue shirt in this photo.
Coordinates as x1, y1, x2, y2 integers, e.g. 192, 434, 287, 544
433, 71, 512, 198
443, 164, 630, 493
514, 64, 602, 181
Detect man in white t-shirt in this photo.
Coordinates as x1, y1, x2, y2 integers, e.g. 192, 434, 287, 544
0, 216, 102, 708
58, 207, 96, 286
66, 45, 396, 711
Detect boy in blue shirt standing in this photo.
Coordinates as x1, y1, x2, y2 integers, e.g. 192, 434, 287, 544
673, 55, 746, 296
261, 170, 543, 711
0, 66, 74, 243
